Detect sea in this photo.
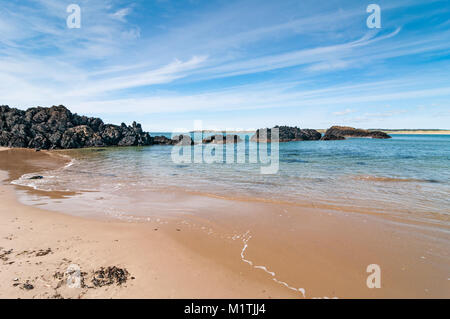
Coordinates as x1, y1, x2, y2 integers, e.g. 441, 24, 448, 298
11, 134, 450, 227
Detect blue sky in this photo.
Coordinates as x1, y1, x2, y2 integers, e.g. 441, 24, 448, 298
0, 0, 449, 130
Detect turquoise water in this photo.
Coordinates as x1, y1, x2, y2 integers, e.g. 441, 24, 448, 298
13, 134, 450, 225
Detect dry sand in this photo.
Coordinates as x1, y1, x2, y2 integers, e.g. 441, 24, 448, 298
0, 148, 449, 299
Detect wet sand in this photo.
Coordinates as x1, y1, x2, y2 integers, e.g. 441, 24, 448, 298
0, 149, 294, 298
0, 148, 449, 298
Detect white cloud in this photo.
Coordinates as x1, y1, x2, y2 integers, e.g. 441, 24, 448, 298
111, 8, 132, 22
333, 109, 354, 116
68, 79, 450, 116
63, 56, 208, 98
307, 60, 350, 72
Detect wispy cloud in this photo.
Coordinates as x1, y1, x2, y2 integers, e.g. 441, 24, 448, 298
111, 8, 132, 22
0, 0, 449, 129
333, 109, 355, 116
71, 78, 450, 115
65, 56, 208, 98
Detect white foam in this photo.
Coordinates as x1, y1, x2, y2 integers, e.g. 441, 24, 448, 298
10, 155, 77, 192
254, 265, 275, 276
63, 158, 76, 169
239, 231, 306, 298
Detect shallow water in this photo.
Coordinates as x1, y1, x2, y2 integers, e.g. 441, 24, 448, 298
11, 134, 450, 226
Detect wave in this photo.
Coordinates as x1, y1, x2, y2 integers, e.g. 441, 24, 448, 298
353, 175, 440, 183
10, 153, 77, 192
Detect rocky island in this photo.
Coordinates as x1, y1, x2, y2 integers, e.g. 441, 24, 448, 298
321, 126, 391, 140
152, 134, 194, 146
251, 126, 322, 143
202, 134, 242, 144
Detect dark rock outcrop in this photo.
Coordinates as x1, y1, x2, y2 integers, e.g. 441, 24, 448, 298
369, 130, 392, 139
152, 134, 194, 146
320, 133, 345, 141
152, 136, 174, 145
29, 176, 44, 180
321, 126, 391, 140
172, 135, 195, 146
202, 134, 242, 144
251, 126, 321, 143
0, 105, 153, 149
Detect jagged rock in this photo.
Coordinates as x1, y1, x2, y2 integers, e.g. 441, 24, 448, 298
173, 135, 194, 146
202, 134, 242, 144
321, 133, 345, 141
28, 135, 50, 149
152, 136, 174, 145
100, 125, 122, 145
251, 126, 321, 143
118, 135, 137, 147
61, 125, 103, 149
0, 105, 154, 149
151, 135, 194, 146
32, 109, 49, 123
321, 126, 391, 140
370, 131, 392, 139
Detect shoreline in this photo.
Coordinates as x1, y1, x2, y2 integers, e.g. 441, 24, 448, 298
0, 148, 449, 298
0, 175, 294, 298
0, 148, 295, 298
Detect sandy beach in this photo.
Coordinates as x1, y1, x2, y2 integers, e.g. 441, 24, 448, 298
0, 148, 449, 299
2, 0, 450, 305
0, 148, 295, 299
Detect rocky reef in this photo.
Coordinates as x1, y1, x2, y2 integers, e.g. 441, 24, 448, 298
251, 126, 321, 143
0, 105, 392, 150
173, 135, 195, 146
0, 105, 155, 149
202, 134, 242, 144
152, 134, 194, 146
151, 135, 174, 145
321, 126, 391, 140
